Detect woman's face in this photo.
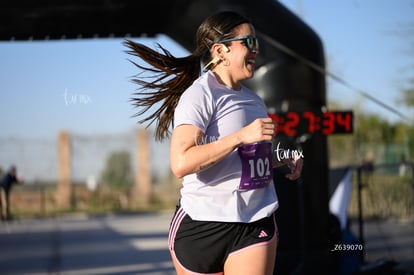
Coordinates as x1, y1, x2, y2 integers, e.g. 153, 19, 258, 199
226, 23, 259, 83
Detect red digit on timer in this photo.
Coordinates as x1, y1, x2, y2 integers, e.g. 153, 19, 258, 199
322, 112, 335, 135
336, 112, 352, 132
268, 113, 299, 136
302, 112, 316, 133
284, 112, 299, 136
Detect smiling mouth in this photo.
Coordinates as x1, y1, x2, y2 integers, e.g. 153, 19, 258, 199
246, 58, 256, 70
246, 58, 256, 65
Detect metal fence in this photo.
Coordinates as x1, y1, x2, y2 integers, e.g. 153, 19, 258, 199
0, 130, 171, 184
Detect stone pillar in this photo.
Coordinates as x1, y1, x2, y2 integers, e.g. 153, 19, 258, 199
56, 131, 71, 209
133, 129, 152, 205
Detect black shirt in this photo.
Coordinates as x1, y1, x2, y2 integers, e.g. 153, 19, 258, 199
0, 173, 18, 192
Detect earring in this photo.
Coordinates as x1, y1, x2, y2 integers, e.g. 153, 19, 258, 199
222, 57, 230, 66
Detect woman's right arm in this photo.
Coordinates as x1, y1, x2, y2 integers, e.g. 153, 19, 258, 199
170, 117, 275, 178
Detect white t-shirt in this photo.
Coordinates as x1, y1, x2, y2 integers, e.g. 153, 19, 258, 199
173, 70, 279, 223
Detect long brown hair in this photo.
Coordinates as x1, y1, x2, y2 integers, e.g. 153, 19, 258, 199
124, 11, 250, 141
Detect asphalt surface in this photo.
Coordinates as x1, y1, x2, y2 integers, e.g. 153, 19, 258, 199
351, 217, 414, 274
0, 212, 175, 275
0, 212, 413, 275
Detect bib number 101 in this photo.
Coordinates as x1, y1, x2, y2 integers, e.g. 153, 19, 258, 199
248, 157, 271, 178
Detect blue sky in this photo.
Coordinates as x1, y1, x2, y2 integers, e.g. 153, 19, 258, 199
281, 0, 414, 122
0, 36, 187, 140
0, 1, 413, 141
1, 0, 413, 181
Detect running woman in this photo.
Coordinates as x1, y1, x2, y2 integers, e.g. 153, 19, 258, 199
124, 11, 303, 275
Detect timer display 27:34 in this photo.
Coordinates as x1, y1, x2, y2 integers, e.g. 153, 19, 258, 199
268, 111, 353, 136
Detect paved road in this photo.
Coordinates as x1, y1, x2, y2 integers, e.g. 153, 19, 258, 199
0, 212, 175, 275
352, 217, 414, 273
0, 212, 413, 274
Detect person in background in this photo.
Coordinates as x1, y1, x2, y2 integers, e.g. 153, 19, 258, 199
0, 165, 24, 221
124, 10, 303, 275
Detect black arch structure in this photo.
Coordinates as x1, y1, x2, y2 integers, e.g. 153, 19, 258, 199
0, 0, 335, 273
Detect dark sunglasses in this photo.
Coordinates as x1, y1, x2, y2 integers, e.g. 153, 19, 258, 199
218, 35, 260, 51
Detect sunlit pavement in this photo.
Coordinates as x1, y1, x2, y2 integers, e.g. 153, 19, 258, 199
1, 213, 413, 274
0, 212, 175, 275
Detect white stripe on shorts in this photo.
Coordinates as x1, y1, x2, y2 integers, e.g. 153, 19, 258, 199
168, 207, 186, 250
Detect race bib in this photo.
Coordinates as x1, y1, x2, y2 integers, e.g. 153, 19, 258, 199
237, 141, 273, 190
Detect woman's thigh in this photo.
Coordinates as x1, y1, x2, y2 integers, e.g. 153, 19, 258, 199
224, 235, 278, 275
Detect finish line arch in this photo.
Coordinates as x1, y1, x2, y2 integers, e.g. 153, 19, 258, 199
1, 0, 332, 273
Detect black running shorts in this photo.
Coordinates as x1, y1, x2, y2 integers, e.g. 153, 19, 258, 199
168, 204, 278, 274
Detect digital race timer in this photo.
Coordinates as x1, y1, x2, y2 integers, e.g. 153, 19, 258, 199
268, 111, 353, 136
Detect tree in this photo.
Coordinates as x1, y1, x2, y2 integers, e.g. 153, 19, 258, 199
396, 22, 414, 109
399, 77, 414, 107
100, 151, 133, 190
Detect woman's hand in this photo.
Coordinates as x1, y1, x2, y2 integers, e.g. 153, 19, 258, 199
238, 117, 275, 145
283, 156, 303, 180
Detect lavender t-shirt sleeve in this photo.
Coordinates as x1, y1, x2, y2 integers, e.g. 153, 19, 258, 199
174, 82, 214, 133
